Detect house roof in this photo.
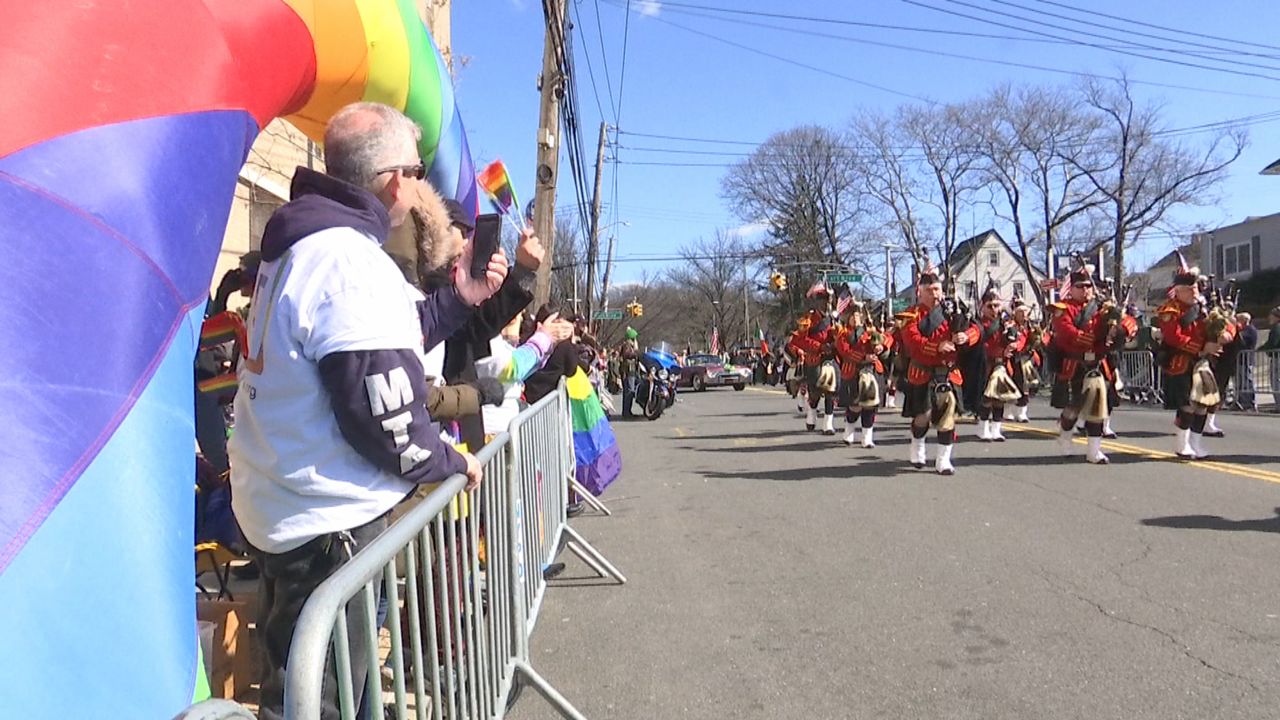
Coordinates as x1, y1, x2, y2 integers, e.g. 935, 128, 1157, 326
1262, 157, 1280, 175
948, 229, 1047, 281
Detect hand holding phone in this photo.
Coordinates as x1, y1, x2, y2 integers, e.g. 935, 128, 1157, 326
470, 214, 502, 280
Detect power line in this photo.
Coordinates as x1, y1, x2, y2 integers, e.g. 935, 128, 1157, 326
600, 0, 936, 103
1024, 0, 1280, 54
980, 0, 1280, 63
607, 0, 1280, 100
616, 0, 634, 122
588, 0, 620, 124
900, 0, 1280, 83
967, 0, 1280, 73
569, 0, 608, 122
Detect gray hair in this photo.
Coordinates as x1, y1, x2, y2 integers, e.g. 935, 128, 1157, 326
1236, 312, 1252, 324
323, 102, 423, 190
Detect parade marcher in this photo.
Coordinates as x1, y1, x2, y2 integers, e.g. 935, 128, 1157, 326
1156, 258, 1237, 459
835, 302, 891, 448
783, 326, 807, 413
1203, 281, 1241, 436
1050, 264, 1134, 464
1004, 296, 1041, 423
900, 265, 980, 475
617, 327, 641, 417
788, 283, 840, 434
975, 286, 1026, 442
885, 309, 916, 411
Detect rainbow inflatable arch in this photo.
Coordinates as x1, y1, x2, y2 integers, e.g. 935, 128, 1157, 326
0, 1, 475, 715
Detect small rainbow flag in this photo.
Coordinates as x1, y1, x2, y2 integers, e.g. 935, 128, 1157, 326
200, 311, 246, 351
477, 159, 522, 225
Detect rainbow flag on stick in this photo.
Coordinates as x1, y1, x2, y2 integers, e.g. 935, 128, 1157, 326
566, 368, 622, 496
477, 159, 525, 231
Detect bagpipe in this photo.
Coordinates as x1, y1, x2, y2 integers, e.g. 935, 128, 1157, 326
1199, 275, 1239, 344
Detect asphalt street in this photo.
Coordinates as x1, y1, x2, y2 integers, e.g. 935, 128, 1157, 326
509, 386, 1280, 720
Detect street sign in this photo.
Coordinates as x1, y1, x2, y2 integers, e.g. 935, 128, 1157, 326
825, 272, 863, 283
1038, 278, 1061, 291
591, 309, 624, 321
891, 299, 910, 311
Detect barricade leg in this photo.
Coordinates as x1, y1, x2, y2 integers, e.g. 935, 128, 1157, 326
569, 478, 612, 516
512, 660, 589, 720
562, 525, 627, 584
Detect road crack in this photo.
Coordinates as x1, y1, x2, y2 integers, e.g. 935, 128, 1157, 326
1035, 569, 1264, 692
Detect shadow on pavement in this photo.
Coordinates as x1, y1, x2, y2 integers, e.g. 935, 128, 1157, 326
703, 462, 905, 481
1140, 508, 1280, 534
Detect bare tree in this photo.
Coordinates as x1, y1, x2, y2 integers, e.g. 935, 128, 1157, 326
721, 126, 873, 272
899, 103, 983, 269
851, 110, 930, 263
1065, 76, 1246, 281
665, 232, 753, 347
549, 215, 585, 310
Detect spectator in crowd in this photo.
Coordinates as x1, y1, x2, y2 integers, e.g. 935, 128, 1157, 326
1235, 312, 1258, 411
617, 327, 641, 417
228, 102, 506, 720
1259, 307, 1280, 412
475, 309, 574, 438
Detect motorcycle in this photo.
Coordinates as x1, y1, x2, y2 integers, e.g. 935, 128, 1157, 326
636, 343, 681, 420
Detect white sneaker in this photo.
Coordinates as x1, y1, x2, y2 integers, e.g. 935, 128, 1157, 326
861, 427, 876, 448
822, 412, 836, 436
1086, 436, 1109, 464
935, 443, 955, 475
990, 421, 1006, 442
1056, 430, 1075, 456
843, 427, 860, 446
910, 437, 927, 468
1189, 431, 1209, 459
805, 407, 816, 431
1016, 407, 1030, 423
1174, 428, 1195, 459
978, 419, 992, 441
1003, 407, 1016, 421
886, 394, 897, 409
1102, 417, 1117, 439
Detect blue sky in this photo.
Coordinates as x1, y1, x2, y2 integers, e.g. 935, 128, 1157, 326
451, 0, 1280, 289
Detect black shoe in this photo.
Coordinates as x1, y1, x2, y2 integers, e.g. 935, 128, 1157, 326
806, 424, 815, 431
566, 502, 585, 518
543, 562, 566, 580
1203, 430, 1225, 438
823, 429, 835, 436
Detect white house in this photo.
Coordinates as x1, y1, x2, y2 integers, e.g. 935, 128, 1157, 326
947, 230, 1049, 313
1194, 212, 1280, 283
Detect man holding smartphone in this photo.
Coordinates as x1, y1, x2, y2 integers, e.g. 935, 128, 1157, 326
228, 102, 508, 720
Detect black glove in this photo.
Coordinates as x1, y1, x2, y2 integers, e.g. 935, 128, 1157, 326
473, 376, 506, 406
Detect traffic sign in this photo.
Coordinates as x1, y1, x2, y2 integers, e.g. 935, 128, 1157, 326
825, 272, 863, 283
891, 299, 910, 311
1038, 278, 1061, 291
592, 309, 624, 321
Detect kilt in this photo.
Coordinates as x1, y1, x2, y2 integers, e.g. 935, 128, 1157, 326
1162, 372, 1192, 410
900, 382, 934, 418
1050, 370, 1085, 410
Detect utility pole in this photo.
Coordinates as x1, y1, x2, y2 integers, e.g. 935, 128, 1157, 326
743, 255, 751, 342
585, 121, 608, 320
531, 0, 565, 308
600, 234, 617, 310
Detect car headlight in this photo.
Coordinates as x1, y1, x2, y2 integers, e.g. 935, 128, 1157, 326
657, 368, 669, 380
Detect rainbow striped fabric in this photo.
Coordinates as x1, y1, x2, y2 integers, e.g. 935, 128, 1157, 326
477, 159, 520, 218
566, 369, 622, 496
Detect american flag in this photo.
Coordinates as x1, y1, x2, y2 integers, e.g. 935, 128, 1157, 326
835, 291, 854, 318
710, 326, 720, 355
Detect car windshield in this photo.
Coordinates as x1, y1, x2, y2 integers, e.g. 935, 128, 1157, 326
688, 355, 722, 366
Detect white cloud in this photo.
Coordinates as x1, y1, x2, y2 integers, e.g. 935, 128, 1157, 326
727, 221, 769, 239
636, 0, 662, 17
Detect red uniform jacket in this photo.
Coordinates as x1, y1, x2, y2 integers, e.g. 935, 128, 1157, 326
787, 310, 835, 368
1156, 299, 1235, 376
835, 325, 892, 378
1051, 299, 1136, 380
901, 303, 980, 386
979, 316, 1028, 373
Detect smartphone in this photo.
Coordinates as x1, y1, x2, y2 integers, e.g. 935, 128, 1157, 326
470, 213, 502, 280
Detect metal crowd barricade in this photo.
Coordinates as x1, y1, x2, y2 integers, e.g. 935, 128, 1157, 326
1236, 349, 1279, 409
284, 383, 625, 720
1116, 350, 1162, 405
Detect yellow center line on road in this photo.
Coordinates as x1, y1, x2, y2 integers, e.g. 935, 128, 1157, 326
745, 386, 789, 396
1001, 423, 1280, 485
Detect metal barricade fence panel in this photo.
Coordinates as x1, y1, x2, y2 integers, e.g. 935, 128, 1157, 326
1238, 349, 1279, 404
284, 437, 516, 720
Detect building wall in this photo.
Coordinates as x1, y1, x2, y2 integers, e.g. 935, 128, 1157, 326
953, 232, 1046, 315
1197, 212, 1280, 283
212, 119, 321, 312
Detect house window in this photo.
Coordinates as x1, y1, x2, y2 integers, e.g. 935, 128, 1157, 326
1013, 281, 1025, 298
988, 251, 999, 267
1224, 241, 1253, 276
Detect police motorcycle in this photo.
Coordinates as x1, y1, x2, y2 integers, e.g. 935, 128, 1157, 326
637, 342, 681, 420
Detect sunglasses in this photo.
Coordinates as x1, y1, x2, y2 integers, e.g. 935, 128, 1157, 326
1072, 282, 1093, 289
375, 163, 427, 181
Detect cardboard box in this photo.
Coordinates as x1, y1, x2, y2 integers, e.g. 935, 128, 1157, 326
196, 598, 259, 701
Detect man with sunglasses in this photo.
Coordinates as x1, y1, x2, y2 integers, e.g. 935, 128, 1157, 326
1049, 266, 1127, 464
229, 102, 508, 720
